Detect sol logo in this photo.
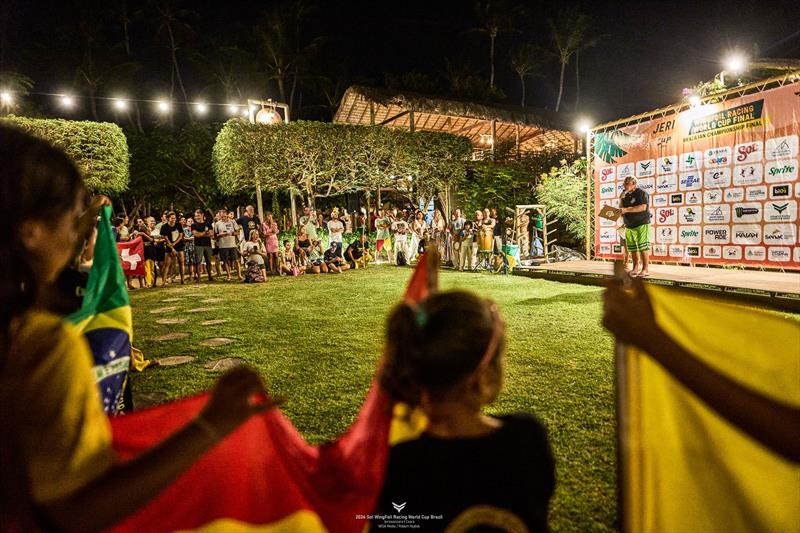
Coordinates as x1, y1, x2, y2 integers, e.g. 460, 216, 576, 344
601, 167, 614, 178
658, 208, 675, 223
736, 143, 759, 162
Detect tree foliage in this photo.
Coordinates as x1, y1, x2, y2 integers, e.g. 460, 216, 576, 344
458, 146, 571, 216
1, 115, 129, 193
213, 120, 472, 205
537, 157, 588, 242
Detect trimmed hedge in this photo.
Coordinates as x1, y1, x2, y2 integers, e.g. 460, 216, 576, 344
213, 119, 472, 200
1, 116, 129, 193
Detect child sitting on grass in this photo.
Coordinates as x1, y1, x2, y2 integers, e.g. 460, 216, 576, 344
375, 290, 555, 532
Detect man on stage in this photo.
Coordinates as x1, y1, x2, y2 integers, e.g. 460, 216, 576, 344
620, 176, 650, 277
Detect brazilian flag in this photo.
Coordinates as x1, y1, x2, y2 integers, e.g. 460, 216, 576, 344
69, 205, 133, 414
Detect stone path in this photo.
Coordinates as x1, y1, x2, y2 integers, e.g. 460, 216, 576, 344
157, 355, 195, 366
204, 357, 244, 371
199, 337, 235, 347
153, 332, 191, 342
149, 306, 177, 314
187, 307, 217, 314
156, 317, 188, 325
201, 319, 227, 326
161, 297, 184, 303
201, 297, 224, 304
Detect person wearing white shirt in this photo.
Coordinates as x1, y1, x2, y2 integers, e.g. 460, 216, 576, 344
327, 208, 345, 257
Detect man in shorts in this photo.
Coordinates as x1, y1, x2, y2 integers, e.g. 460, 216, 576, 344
620, 176, 650, 277
214, 209, 242, 281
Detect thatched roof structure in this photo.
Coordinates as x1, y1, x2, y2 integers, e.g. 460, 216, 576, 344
334, 85, 578, 154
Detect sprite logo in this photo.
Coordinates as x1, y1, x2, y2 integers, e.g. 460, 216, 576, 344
769, 164, 795, 176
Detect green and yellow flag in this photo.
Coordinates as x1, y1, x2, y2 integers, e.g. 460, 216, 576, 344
69, 205, 136, 414
618, 285, 800, 532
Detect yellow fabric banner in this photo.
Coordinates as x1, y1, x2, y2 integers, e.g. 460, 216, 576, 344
620, 285, 800, 532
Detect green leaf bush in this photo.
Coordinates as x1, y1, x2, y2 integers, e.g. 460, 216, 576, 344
1, 115, 129, 193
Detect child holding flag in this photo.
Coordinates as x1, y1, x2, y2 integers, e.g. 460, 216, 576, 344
0, 126, 280, 532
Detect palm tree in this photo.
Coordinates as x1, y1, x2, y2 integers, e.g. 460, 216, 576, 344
154, 0, 196, 112
510, 43, 549, 107
468, 0, 520, 89
255, 1, 323, 118
548, 7, 592, 112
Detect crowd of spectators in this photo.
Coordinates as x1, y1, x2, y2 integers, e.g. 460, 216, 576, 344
113, 203, 537, 287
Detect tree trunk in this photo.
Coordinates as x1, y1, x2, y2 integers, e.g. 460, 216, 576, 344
88, 86, 98, 121
134, 102, 145, 134
489, 31, 496, 88
574, 48, 580, 112
555, 59, 566, 112
277, 73, 287, 104
167, 23, 190, 113
289, 66, 298, 118
520, 75, 526, 107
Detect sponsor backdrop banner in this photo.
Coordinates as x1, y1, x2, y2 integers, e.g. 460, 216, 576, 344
593, 82, 800, 269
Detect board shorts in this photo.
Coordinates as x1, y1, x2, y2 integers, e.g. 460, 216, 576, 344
625, 224, 650, 252
219, 247, 238, 262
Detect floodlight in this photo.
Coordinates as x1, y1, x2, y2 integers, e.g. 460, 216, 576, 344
689, 95, 701, 107
0, 91, 13, 105
724, 54, 746, 75
59, 95, 75, 108
577, 120, 592, 133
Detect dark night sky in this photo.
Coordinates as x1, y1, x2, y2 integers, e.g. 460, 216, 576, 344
3, 0, 799, 126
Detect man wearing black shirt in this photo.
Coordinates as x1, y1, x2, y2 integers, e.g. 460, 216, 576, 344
236, 204, 261, 242
159, 212, 185, 284
346, 233, 369, 268
191, 209, 215, 282
620, 176, 651, 277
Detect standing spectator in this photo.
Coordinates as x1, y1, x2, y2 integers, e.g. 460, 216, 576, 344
459, 221, 475, 271
261, 211, 280, 274
355, 208, 367, 235
391, 214, 410, 265
620, 175, 650, 277
183, 216, 197, 282
214, 209, 240, 282
323, 242, 349, 273
431, 209, 447, 259
491, 208, 503, 254
374, 208, 393, 264
410, 210, 427, 262
278, 240, 303, 276
111, 217, 127, 242
298, 206, 319, 242
151, 216, 166, 286
132, 218, 155, 288
450, 209, 466, 266
342, 209, 353, 235
154, 211, 168, 234
236, 205, 261, 242
474, 210, 486, 265
327, 208, 345, 258
159, 212, 185, 284
517, 210, 531, 257
241, 229, 267, 282
191, 209, 214, 283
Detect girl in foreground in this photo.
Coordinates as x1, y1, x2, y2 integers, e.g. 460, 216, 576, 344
0, 126, 279, 531
375, 291, 555, 532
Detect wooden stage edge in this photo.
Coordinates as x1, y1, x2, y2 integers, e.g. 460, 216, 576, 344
514, 260, 800, 313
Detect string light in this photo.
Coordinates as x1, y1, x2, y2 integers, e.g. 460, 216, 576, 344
227, 104, 240, 115
113, 98, 128, 111
195, 102, 208, 115
0, 91, 13, 105
59, 94, 75, 108
156, 100, 171, 113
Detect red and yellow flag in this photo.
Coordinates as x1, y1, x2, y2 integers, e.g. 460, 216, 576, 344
108, 254, 436, 532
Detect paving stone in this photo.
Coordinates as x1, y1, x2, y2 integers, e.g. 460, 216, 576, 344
157, 355, 195, 366
156, 317, 188, 325
149, 306, 177, 314
201, 298, 224, 303
199, 337, 236, 347
187, 307, 216, 313
153, 332, 191, 341
203, 357, 245, 371
133, 391, 167, 409
201, 319, 228, 326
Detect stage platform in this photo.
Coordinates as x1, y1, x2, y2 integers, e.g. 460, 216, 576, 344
515, 261, 800, 312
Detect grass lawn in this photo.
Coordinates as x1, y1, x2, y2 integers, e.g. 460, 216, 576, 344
130, 266, 616, 531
